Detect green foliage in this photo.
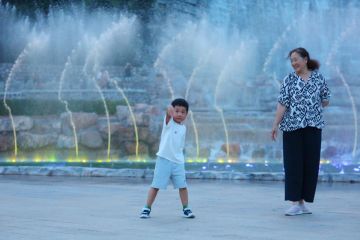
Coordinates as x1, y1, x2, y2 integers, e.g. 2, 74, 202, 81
0, 99, 127, 116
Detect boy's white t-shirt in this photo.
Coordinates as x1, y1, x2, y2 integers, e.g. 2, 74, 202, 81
156, 116, 186, 164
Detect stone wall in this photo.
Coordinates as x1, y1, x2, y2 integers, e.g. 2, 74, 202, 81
0, 104, 163, 159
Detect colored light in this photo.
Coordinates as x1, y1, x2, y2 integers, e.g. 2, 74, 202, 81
195, 158, 205, 163
217, 159, 224, 163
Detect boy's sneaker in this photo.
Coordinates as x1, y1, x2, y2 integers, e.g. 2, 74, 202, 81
140, 207, 151, 218
299, 203, 312, 214
285, 205, 303, 216
183, 208, 195, 218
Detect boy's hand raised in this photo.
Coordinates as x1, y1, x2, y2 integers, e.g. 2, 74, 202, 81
167, 105, 174, 117
165, 105, 174, 124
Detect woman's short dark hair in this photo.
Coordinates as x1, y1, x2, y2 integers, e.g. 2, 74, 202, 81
288, 47, 320, 70
171, 98, 189, 112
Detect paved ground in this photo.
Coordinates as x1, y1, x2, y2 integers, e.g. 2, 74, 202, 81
0, 176, 359, 240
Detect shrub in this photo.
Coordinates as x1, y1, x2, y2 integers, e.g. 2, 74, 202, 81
0, 99, 127, 116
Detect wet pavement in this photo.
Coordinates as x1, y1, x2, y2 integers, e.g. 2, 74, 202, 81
0, 176, 359, 240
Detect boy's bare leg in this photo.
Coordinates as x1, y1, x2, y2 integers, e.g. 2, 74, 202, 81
146, 187, 159, 208
179, 188, 189, 207
179, 188, 195, 218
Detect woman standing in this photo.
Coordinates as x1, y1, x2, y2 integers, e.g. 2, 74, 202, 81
271, 47, 331, 216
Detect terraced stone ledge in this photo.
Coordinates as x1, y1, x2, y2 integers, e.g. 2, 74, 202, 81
0, 166, 359, 183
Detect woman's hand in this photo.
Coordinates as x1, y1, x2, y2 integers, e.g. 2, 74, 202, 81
322, 100, 329, 107
271, 103, 286, 141
271, 125, 278, 141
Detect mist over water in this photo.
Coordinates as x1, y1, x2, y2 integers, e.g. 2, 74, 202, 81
0, 2, 141, 65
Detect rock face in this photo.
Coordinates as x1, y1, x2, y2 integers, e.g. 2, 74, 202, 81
0, 104, 162, 157
79, 130, 103, 149
116, 106, 129, 122
61, 112, 98, 130
18, 132, 57, 149
221, 143, 241, 157
57, 135, 76, 149
0, 133, 14, 151
0, 116, 33, 131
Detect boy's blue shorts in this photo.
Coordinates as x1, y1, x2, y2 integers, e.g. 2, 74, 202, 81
151, 156, 187, 189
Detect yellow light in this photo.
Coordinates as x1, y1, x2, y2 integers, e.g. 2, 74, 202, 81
135, 156, 147, 162
320, 159, 331, 164
193, 158, 200, 163
217, 159, 225, 163
6, 157, 17, 162
187, 159, 194, 163
96, 159, 103, 163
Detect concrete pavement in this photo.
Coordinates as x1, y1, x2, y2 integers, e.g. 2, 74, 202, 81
0, 176, 359, 240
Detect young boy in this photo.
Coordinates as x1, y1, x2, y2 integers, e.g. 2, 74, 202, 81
140, 98, 195, 219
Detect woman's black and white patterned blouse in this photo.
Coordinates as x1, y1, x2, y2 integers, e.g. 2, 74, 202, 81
278, 71, 331, 132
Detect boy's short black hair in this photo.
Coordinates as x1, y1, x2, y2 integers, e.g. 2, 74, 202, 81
171, 98, 189, 112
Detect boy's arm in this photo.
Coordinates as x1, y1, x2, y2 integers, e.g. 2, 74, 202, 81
165, 105, 174, 125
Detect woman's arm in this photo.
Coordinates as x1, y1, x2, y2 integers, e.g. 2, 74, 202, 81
271, 103, 286, 141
